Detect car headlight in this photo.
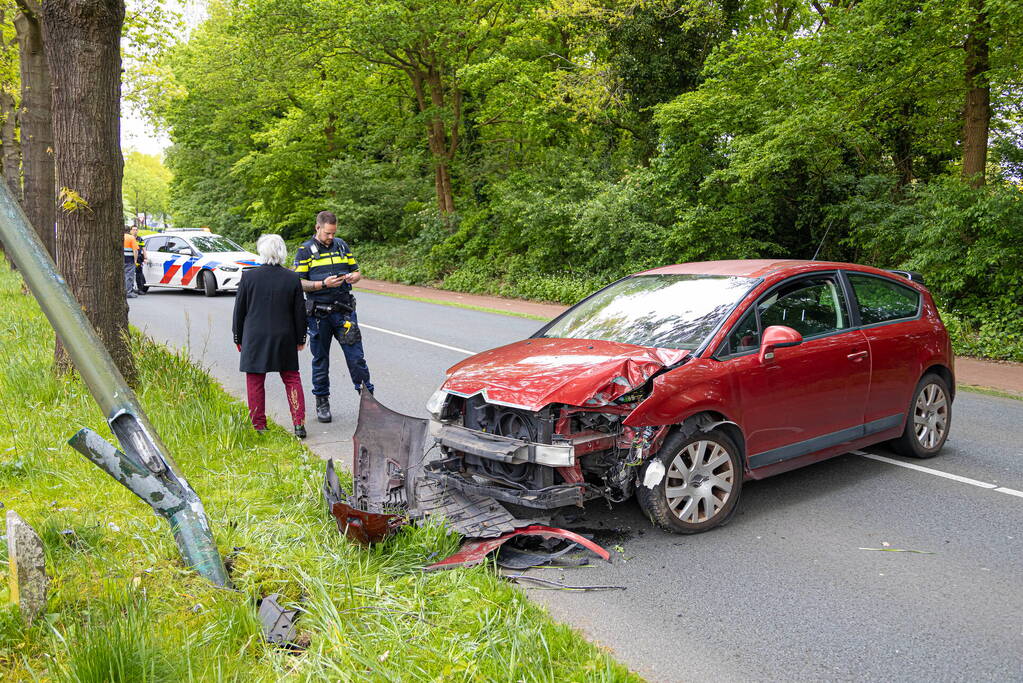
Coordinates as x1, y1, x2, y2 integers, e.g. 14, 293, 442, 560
217, 265, 239, 272
426, 389, 449, 419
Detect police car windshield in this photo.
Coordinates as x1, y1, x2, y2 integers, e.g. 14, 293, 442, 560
539, 274, 755, 350
188, 235, 244, 253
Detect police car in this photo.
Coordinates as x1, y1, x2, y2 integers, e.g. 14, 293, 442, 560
140, 231, 259, 296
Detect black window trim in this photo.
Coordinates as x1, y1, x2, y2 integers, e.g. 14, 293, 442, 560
713, 270, 856, 360
841, 270, 923, 330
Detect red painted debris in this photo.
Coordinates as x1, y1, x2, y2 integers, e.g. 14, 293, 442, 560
328, 501, 407, 546
424, 525, 611, 571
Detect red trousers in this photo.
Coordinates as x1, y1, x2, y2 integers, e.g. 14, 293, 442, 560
245, 371, 305, 429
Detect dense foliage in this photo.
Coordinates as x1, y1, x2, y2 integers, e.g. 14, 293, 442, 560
155, 0, 1023, 359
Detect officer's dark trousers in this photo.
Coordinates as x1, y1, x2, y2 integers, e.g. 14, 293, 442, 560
307, 310, 373, 396
135, 263, 146, 292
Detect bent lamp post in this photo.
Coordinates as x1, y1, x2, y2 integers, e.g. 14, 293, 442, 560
0, 183, 230, 587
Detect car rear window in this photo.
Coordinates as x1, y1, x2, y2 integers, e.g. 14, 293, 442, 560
849, 274, 920, 325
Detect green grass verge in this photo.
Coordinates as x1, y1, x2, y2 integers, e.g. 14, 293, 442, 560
0, 263, 636, 682
957, 384, 1023, 402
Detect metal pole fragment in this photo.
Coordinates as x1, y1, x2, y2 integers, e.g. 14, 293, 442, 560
0, 182, 230, 587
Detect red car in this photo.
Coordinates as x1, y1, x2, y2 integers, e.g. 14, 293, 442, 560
412, 260, 955, 535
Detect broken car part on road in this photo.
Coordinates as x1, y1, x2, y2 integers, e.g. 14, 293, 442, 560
0, 184, 230, 587
423, 525, 611, 571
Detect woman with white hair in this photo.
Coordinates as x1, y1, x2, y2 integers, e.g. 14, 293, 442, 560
232, 234, 308, 438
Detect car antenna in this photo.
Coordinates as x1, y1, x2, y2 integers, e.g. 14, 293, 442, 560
811, 217, 835, 261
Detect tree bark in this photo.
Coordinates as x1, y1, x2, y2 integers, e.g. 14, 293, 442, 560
0, 92, 18, 271
891, 102, 914, 191
41, 0, 134, 382
0, 92, 19, 199
410, 66, 458, 215
15, 1, 56, 259
961, 0, 990, 188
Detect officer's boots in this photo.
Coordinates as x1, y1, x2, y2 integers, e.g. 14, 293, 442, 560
316, 395, 332, 423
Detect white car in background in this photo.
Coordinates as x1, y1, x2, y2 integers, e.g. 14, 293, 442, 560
141, 231, 259, 296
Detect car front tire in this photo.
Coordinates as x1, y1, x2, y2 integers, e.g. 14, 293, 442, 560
637, 428, 743, 534
201, 270, 218, 297
890, 373, 951, 459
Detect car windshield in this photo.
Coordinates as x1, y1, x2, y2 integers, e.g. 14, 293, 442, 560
188, 235, 243, 253
540, 274, 756, 350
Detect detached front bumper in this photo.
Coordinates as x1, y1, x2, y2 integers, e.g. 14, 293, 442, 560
331, 392, 584, 540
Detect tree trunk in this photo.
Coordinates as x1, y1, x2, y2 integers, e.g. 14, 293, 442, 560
410, 67, 459, 216
961, 0, 990, 188
41, 0, 134, 383
0, 92, 18, 271
0, 92, 19, 199
15, 2, 56, 259
891, 102, 914, 191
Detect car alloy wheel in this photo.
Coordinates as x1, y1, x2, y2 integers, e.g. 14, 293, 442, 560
664, 439, 735, 524
891, 372, 951, 459
913, 382, 948, 449
637, 428, 743, 534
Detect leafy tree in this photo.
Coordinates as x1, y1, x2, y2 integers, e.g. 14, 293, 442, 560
122, 149, 171, 226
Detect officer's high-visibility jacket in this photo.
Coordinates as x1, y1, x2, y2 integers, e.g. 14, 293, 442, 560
292, 236, 358, 303
123, 234, 139, 264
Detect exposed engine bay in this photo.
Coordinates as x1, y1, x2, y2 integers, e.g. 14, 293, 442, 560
425, 392, 670, 514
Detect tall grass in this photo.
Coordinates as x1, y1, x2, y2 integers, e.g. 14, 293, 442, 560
0, 260, 637, 681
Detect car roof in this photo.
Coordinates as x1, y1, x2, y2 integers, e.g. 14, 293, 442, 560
637, 259, 915, 283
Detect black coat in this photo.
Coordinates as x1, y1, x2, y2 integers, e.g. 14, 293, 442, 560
232, 264, 307, 373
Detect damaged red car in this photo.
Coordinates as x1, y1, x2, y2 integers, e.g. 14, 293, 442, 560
357, 260, 954, 536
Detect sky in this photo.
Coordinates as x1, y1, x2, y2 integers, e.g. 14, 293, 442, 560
119, 0, 207, 157
122, 111, 169, 157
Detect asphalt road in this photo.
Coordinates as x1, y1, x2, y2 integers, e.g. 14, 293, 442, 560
129, 287, 1023, 682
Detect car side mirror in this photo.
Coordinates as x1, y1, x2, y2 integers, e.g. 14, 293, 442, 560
173, 247, 193, 255
759, 325, 803, 364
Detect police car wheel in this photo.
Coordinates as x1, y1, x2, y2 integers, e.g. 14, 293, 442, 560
201, 271, 218, 297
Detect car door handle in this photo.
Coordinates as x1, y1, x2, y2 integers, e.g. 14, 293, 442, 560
847, 350, 869, 362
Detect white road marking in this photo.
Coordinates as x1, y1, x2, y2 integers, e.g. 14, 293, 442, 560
855, 451, 1021, 498
357, 324, 1023, 500
360, 323, 475, 356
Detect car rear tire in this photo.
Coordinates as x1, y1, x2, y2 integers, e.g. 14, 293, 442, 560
890, 373, 951, 459
636, 428, 743, 534
201, 270, 218, 297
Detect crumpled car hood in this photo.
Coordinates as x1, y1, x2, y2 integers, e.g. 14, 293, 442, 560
442, 338, 689, 411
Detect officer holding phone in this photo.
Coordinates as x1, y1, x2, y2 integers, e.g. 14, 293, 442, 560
293, 210, 374, 423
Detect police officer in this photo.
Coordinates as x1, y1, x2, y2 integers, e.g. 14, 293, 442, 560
123, 226, 139, 299
293, 210, 374, 422
130, 225, 147, 293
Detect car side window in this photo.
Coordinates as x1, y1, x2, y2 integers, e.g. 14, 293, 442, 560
145, 236, 165, 252
757, 276, 850, 339
725, 307, 760, 355
849, 274, 920, 325
162, 237, 186, 253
